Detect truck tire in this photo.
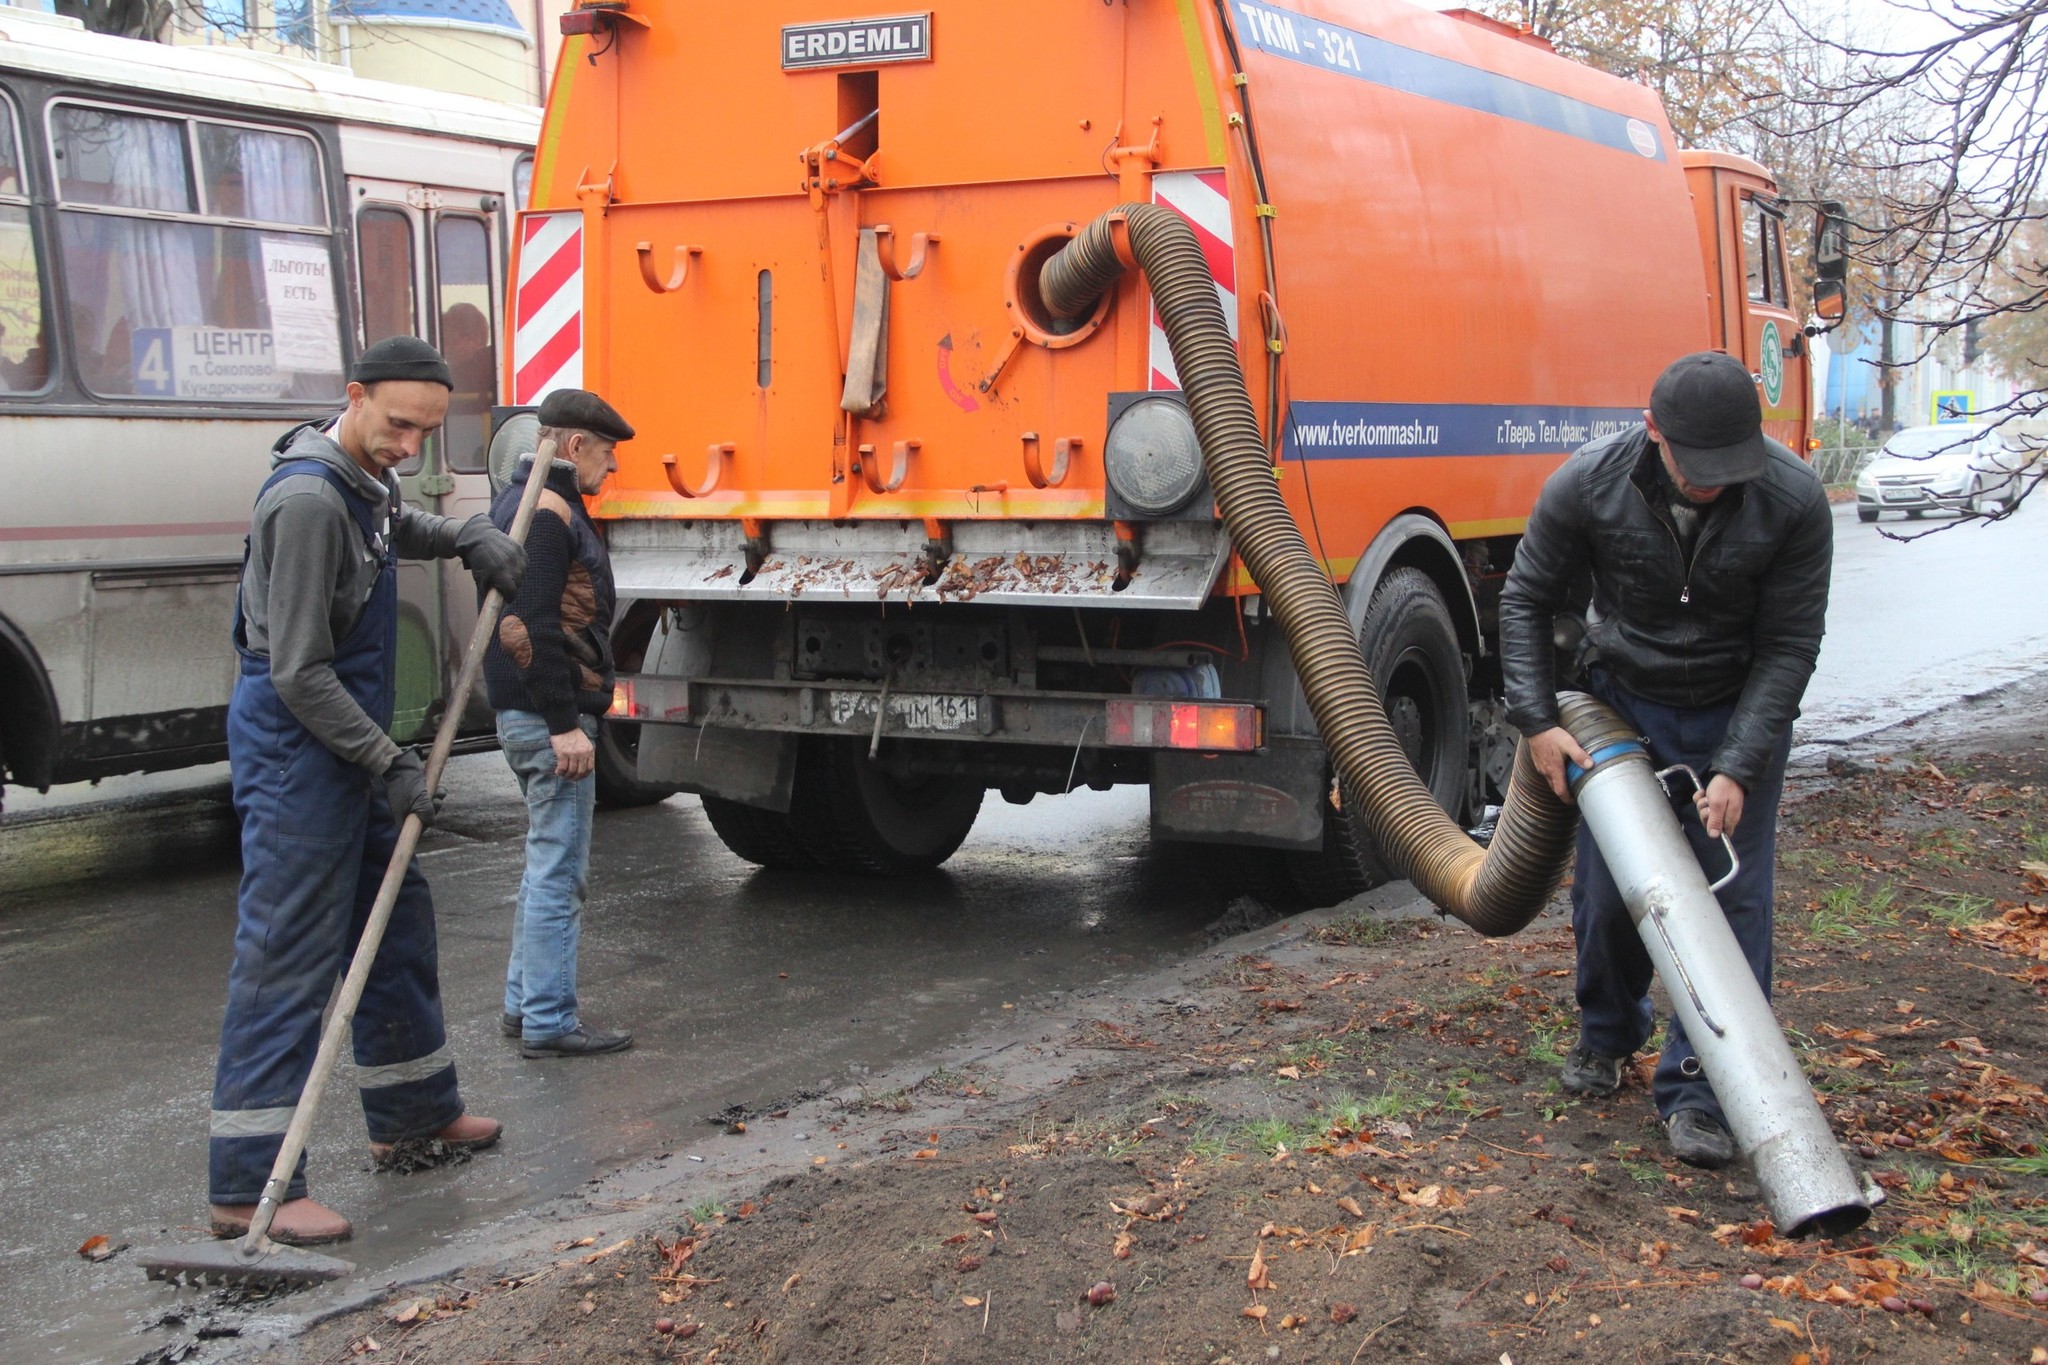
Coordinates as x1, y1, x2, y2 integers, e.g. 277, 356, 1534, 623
790, 736, 984, 875
701, 796, 820, 870
1285, 567, 1468, 906
594, 718, 682, 809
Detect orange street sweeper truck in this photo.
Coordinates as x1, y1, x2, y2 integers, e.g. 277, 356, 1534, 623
501, 0, 1847, 894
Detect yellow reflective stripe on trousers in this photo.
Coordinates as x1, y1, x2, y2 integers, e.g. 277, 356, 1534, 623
355, 1046, 454, 1090
210, 1105, 296, 1138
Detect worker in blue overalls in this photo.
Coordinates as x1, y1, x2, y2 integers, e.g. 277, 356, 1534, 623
207, 337, 527, 1246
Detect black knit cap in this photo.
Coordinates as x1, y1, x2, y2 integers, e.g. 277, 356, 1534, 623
1649, 351, 1769, 485
351, 336, 453, 389
537, 388, 635, 442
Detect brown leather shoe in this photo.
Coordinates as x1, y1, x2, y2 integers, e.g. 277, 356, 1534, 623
369, 1113, 504, 1162
208, 1197, 352, 1246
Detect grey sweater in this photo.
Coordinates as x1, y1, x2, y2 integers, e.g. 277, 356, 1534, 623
238, 421, 466, 775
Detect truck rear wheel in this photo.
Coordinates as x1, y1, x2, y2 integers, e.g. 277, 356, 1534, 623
1285, 567, 1468, 906
593, 603, 683, 810
593, 719, 681, 809
701, 797, 820, 870
791, 737, 985, 875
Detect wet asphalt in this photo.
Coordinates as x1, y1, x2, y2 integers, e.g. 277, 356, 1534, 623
1, 493, 2043, 1364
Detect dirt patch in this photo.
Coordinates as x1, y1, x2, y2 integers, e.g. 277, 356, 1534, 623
256, 694, 2048, 1365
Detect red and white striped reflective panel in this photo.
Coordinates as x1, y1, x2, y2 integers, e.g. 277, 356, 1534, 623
1148, 170, 1237, 392
512, 212, 583, 404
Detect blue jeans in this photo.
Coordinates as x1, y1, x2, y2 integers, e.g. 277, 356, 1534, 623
498, 710, 599, 1042
1571, 672, 1790, 1124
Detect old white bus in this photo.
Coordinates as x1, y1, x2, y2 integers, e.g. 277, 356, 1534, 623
0, 8, 538, 809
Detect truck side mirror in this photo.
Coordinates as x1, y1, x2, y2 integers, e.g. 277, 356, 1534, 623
1813, 202, 1849, 280
1806, 200, 1849, 333
1813, 278, 1845, 323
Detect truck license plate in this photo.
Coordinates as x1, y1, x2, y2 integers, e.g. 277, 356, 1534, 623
827, 691, 979, 732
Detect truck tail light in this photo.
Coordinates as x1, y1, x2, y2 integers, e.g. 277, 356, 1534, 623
1104, 699, 1262, 751
610, 675, 691, 723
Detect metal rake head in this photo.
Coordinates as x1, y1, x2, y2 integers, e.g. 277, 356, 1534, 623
139, 1240, 354, 1291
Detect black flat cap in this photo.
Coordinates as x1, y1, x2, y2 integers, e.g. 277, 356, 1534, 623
1649, 351, 1769, 486
351, 336, 453, 389
538, 388, 635, 442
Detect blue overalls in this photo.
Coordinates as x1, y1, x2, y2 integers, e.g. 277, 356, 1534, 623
209, 459, 463, 1206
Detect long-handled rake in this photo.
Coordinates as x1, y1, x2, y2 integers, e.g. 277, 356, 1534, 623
140, 437, 557, 1290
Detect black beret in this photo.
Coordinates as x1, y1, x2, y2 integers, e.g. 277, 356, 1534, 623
537, 388, 635, 442
351, 336, 453, 389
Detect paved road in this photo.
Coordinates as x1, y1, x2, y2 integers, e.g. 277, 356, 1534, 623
0, 492, 2041, 1363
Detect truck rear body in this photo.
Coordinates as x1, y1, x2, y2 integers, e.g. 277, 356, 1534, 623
515, 0, 1818, 878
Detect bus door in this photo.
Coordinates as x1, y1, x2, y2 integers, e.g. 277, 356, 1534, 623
351, 179, 504, 737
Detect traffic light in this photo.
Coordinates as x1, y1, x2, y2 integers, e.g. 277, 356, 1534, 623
1963, 318, 1982, 368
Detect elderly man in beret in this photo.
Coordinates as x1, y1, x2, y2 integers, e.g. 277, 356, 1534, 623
484, 389, 638, 1058
209, 337, 524, 1247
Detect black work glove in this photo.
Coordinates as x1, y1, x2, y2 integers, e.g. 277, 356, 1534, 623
455, 515, 526, 600
382, 750, 445, 828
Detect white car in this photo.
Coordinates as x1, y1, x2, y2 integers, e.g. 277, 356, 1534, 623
1853, 423, 2023, 522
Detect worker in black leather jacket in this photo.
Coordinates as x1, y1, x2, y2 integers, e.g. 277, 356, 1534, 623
1498, 351, 1832, 1169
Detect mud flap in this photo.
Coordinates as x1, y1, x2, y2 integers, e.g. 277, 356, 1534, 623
638, 725, 800, 812
1150, 738, 1326, 851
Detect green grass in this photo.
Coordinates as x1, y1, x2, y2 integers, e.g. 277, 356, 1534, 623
1282, 1037, 1345, 1071
1926, 892, 1996, 928
1237, 1117, 1310, 1155
1977, 1154, 2048, 1177
689, 1199, 725, 1223
1810, 883, 1901, 940
1613, 1143, 1664, 1184
1883, 1192, 2048, 1292
1185, 1121, 1234, 1162
2022, 824, 2048, 864
1362, 1078, 1430, 1122
1324, 1093, 1371, 1133
1527, 1015, 1572, 1067
1911, 828, 1979, 875
851, 1085, 913, 1113
1315, 911, 1399, 947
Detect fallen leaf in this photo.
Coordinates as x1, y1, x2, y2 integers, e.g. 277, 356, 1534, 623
1247, 1243, 1272, 1291
1275, 1065, 1302, 1080
962, 1296, 983, 1307
1331, 1303, 1358, 1324
1242, 1304, 1269, 1321
782, 1273, 802, 1294
1279, 1313, 1304, 1329
912, 1148, 940, 1160
76, 1235, 117, 1263
1768, 1317, 1803, 1335
582, 1237, 633, 1263
1337, 1196, 1365, 1218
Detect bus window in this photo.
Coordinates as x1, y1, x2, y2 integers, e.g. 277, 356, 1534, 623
0, 92, 51, 393
435, 214, 493, 473
50, 102, 344, 403
199, 122, 324, 226
357, 206, 416, 346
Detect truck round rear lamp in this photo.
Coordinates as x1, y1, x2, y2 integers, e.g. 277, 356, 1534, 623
1105, 396, 1203, 515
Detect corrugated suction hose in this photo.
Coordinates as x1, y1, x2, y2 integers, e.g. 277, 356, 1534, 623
1042, 204, 1593, 935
